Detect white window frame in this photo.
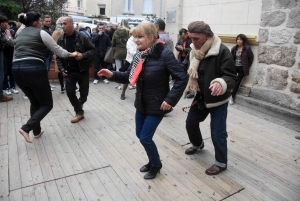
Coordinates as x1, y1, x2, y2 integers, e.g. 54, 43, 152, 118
99, 5, 106, 15
123, 0, 134, 15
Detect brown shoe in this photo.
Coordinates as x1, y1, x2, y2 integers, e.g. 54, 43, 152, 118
185, 142, 204, 155
71, 114, 84, 123
205, 164, 227, 175
0, 95, 13, 102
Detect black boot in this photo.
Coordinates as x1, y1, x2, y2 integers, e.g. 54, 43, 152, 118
140, 162, 151, 172
144, 166, 162, 179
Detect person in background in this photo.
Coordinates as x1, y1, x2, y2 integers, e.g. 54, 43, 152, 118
176, 28, 192, 64
85, 26, 91, 36
154, 18, 174, 52
112, 19, 130, 90
183, 21, 236, 175
1, 16, 18, 95
77, 23, 91, 38
91, 23, 111, 84
12, 12, 78, 143
0, 15, 14, 102
8, 20, 18, 32
56, 17, 97, 123
92, 28, 97, 34
120, 28, 136, 100
106, 22, 118, 41
98, 21, 187, 180
230, 34, 253, 105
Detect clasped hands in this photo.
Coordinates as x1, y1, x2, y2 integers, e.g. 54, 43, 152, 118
69, 51, 84, 60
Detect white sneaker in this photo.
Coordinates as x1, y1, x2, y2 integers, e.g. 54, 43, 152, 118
50, 84, 55, 88
93, 79, 98, 84
51, 87, 54, 91
5, 88, 12, 95
103, 79, 109, 84
128, 85, 135, 90
23, 95, 28, 99
11, 88, 19, 94
117, 86, 122, 90
75, 88, 79, 92
229, 97, 234, 105
169, 80, 173, 84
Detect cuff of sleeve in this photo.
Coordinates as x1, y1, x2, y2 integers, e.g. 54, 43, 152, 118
210, 78, 227, 95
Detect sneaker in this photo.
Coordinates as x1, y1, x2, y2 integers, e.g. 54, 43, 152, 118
71, 114, 84, 123
229, 97, 234, 105
11, 88, 19, 94
75, 88, 79, 92
186, 93, 195, 99
51, 87, 53, 91
169, 80, 173, 84
93, 79, 98, 84
115, 85, 118, 88
128, 85, 135, 90
5, 88, 12, 95
117, 86, 122, 90
50, 84, 55, 88
103, 79, 109, 84
23, 95, 28, 99
61, 88, 66, 94
0, 95, 13, 102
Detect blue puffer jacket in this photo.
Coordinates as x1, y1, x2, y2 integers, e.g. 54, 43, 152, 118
112, 43, 188, 115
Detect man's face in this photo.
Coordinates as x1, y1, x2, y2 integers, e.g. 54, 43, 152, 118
43, 17, 51, 27
61, 17, 74, 35
0, 21, 8, 30
113, 24, 118, 30
98, 25, 104, 32
180, 32, 188, 40
188, 32, 208, 50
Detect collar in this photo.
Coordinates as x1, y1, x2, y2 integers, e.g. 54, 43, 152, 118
190, 34, 221, 58
65, 30, 76, 38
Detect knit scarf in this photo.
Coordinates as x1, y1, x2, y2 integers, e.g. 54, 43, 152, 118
184, 35, 214, 98
129, 45, 154, 86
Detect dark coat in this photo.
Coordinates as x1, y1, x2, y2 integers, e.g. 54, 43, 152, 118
175, 37, 192, 59
56, 30, 97, 72
231, 45, 254, 76
91, 32, 111, 56
112, 28, 130, 60
112, 43, 188, 115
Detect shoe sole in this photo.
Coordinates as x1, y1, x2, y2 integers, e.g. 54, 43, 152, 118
71, 116, 84, 123
34, 130, 44, 138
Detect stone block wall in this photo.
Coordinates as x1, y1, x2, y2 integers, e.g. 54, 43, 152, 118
256, 0, 300, 111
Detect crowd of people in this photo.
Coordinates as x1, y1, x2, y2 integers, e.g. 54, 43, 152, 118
0, 11, 254, 179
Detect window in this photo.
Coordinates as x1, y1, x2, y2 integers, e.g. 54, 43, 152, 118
142, 0, 153, 15
77, 0, 82, 8
123, 0, 134, 14
99, 5, 106, 15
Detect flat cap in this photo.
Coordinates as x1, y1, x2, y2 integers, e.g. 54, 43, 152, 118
188, 21, 214, 36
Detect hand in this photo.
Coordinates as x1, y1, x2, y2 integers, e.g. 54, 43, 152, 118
98, 31, 103, 35
69, 52, 78, 57
177, 45, 183, 51
5, 29, 11, 37
97, 69, 113, 78
209, 82, 223, 96
62, 70, 68, 77
75, 52, 84, 60
160, 101, 172, 111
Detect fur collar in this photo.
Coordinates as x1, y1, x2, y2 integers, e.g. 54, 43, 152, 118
149, 42, 164, 59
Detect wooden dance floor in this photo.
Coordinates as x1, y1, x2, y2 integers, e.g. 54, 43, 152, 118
0, 80, 299, 200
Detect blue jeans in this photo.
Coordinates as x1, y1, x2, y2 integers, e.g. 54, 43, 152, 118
3, 56, 15, 89
135, 110, 163, 167
186, 95, 228, 167
0, 51, 4, 97
45, 52, 54, 72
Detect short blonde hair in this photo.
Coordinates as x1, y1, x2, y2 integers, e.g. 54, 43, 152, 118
132, 21, 157, 44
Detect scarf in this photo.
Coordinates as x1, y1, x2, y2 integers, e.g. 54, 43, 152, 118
183, 35, 214, 98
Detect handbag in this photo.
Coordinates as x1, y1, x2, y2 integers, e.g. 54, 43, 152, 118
104, 47, 115, 63
119, 60, 130, 72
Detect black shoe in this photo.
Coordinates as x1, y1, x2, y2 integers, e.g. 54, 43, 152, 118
140, 162, 151, 172
120, 94, 125, 100
187, 93, 195, 99
144, 166, 162, 179
61, 88, 66, 94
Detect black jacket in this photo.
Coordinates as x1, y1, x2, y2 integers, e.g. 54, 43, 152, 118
182, 40, 237, 108
91, 33, 111, 55
175, 37, 192, 59
56, 30, 97, 72
231, 45, 254, 76
112, 43, 188, 115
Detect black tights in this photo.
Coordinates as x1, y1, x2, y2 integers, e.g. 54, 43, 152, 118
58, 72, 64, 90
231, 66, 244, 99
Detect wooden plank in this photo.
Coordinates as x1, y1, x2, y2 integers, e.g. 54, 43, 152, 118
44, 180, 62, 201
54, 178, 73, 201
0, 145, 8, 199
65, 175, 87, 200
75, 173, 100, 200
33, 183, 49, 201
0, 103, 8, 145
22, 186, 35, 201
9, 189, 22, 201
7, 117, 21, 191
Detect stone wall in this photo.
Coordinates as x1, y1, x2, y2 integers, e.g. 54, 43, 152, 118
256, 0, 300, 111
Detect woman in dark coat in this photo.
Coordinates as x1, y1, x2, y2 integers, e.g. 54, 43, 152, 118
230, 34, 253, 104
98, 21, 187, 179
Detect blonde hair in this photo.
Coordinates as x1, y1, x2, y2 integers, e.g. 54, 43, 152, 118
132, 21, 157, 44
119, 19, 129, 30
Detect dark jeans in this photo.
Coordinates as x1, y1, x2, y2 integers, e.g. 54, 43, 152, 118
58, 72, 64, 90
178, 56, 185, 64
45, 52, 54, 72
12, 60, 53, 135
65, 70, 89, 115
186, 96, 228, 167
0, 51, 4, 97
3, 55, 16, 89
135, 110, 163, 167
231, 66, 244, 99
94, 56, 107, 80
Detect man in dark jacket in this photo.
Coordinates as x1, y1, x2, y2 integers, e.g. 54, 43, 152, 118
183, 21, 236, 175
57, 17, 97, 123
91, 23, 111, 84
175, 28, 192, 64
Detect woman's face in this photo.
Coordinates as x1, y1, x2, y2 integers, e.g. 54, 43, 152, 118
237, 37, 244, 46
135, 35, 152, 50
34, 18, 42, 28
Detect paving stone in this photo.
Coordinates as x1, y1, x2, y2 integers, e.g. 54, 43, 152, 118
287, 7, 300, 28
266, 67, 288, 90
270, 29, 292, 44
274, 0, 300, 9
254, 66, 266, 86
290, 83, 300, 94
294, 31, 300, 44
292, 70, 300, 83
259, 29, 269, 43
261, 11, 286, 27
